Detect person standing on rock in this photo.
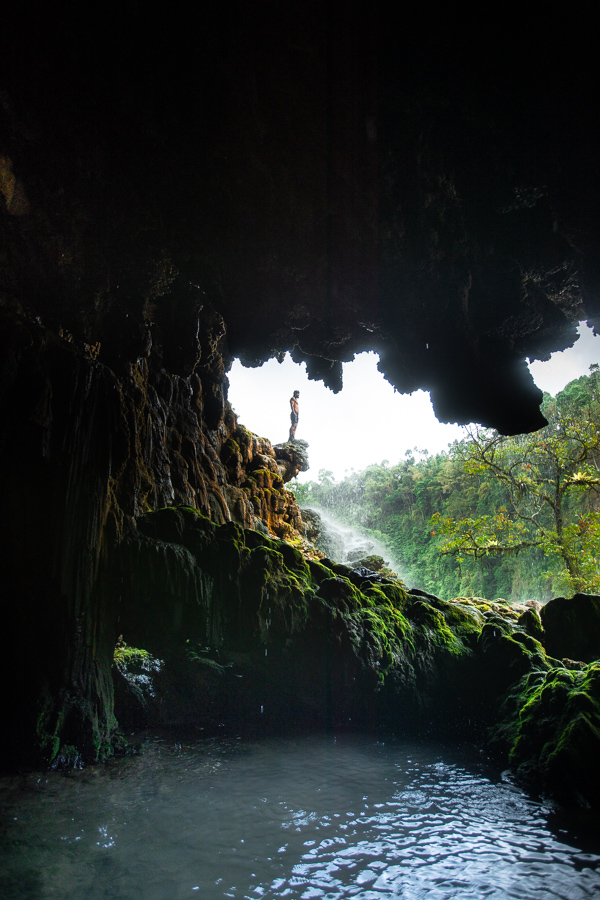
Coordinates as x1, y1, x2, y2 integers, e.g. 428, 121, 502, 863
289, 390, 300, 441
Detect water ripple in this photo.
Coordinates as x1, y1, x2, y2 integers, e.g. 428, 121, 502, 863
1, 733, 599, 900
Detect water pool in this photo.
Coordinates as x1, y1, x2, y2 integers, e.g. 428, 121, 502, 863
2, 732, 599, 899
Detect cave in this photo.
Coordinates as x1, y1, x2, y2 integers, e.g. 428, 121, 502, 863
2, 0, 600, 826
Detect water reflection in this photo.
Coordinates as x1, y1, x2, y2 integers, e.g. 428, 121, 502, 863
1, 733, 599, 899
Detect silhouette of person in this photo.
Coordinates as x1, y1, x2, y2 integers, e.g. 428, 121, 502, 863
289, 390, 300, 440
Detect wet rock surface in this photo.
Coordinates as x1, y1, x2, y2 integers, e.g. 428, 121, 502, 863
0, 309, 303, 769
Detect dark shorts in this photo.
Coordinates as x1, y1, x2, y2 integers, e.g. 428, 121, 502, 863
290, 412, 299, 424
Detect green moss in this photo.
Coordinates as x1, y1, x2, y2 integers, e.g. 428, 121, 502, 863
379, 581, 410, 609
138, 505, 216, 546
217, 520, 245, 545
109, 507, 600, 804
317, 575, 363, 615
244, 529, 279, 553
307, 558, 335, 585
186, 641, 227, 674
434, 598, 483, 639
34, 674, 125, 770
278, 541, 311, 580
52, 744, 84, 769
246, 467, 283, 490
493, 660, 600, 804
408, 600, 467, 655
241, 540, 316, 637
114, 641, 152, 671
222, 437, 240, 457
361, 608, 397, 674
235, 425, 252, 450
511, 631, 546, 657
327, 561, 355, 579
370, 602, 413, 647
360, 583, 393, 607
449, 595, 521, 623
518, 607, 544, 643
36, 716, 60, 766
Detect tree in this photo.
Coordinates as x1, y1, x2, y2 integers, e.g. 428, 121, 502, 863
431, 370, 600, 594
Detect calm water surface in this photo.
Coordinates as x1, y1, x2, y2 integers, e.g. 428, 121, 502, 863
1, 732, 599, 900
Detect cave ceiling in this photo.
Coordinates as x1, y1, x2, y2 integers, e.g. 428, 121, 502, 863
1, 3, 599, 433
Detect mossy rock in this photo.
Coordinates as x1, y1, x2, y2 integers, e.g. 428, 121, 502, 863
449, 595, 521, 623
352, 554, 386, 571
518, 606, 544, 643
378, 580, 410, 609
244, 527, 279, 553
278, 541, 311, 579
477, 620, 550, 701
322, 559, 355, 579
316, 575, 364, 615
216, 520, 245, 546
307, 558, 336, 584
246, 467, 284, 490
114, 643, 154, 673
501, 661, 600, 806
111, 510, 600, 807
407, 600, 469, 657
220, 437, 240, 461
540, 593, 600, 663
138, 505, 216, 546
234, 425, 253, 449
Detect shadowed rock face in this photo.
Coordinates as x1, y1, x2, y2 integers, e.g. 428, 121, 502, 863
1, 4, 598, 431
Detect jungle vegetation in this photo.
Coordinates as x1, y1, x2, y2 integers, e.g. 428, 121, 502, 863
290, 368, 600, 602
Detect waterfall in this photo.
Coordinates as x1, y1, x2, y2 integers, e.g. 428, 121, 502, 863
301, 506, 408, 581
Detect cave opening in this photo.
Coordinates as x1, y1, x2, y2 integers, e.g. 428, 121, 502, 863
228, 322, 600, 482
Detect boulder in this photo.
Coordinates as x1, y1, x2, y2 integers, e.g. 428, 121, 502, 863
540, 593, 600, 663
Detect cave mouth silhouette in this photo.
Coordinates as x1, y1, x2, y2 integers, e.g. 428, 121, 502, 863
227, 326, 598, 482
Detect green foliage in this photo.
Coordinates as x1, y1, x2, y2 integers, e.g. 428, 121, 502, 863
113, 639, 153, 672
290, 370, 600, 601
434, 368, 600, 594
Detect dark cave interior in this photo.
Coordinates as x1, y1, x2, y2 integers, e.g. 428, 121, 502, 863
2, 3, 598, 430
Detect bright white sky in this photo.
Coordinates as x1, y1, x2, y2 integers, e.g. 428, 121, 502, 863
228, 323, 600, 482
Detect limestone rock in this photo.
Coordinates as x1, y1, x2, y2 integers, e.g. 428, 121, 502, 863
540, 593, 600, 663
0, 308, 304, 768
273, 439, 310, 482
518, 606, 545, 643
493, 663, 600, 808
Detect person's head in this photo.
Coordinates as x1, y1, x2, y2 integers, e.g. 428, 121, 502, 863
293, 390, 300, 398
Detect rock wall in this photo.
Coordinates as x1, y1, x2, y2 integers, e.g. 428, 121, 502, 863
0, 305, 304, 768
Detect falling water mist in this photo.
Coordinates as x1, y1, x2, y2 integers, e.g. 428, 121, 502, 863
301, 506, 410, 583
